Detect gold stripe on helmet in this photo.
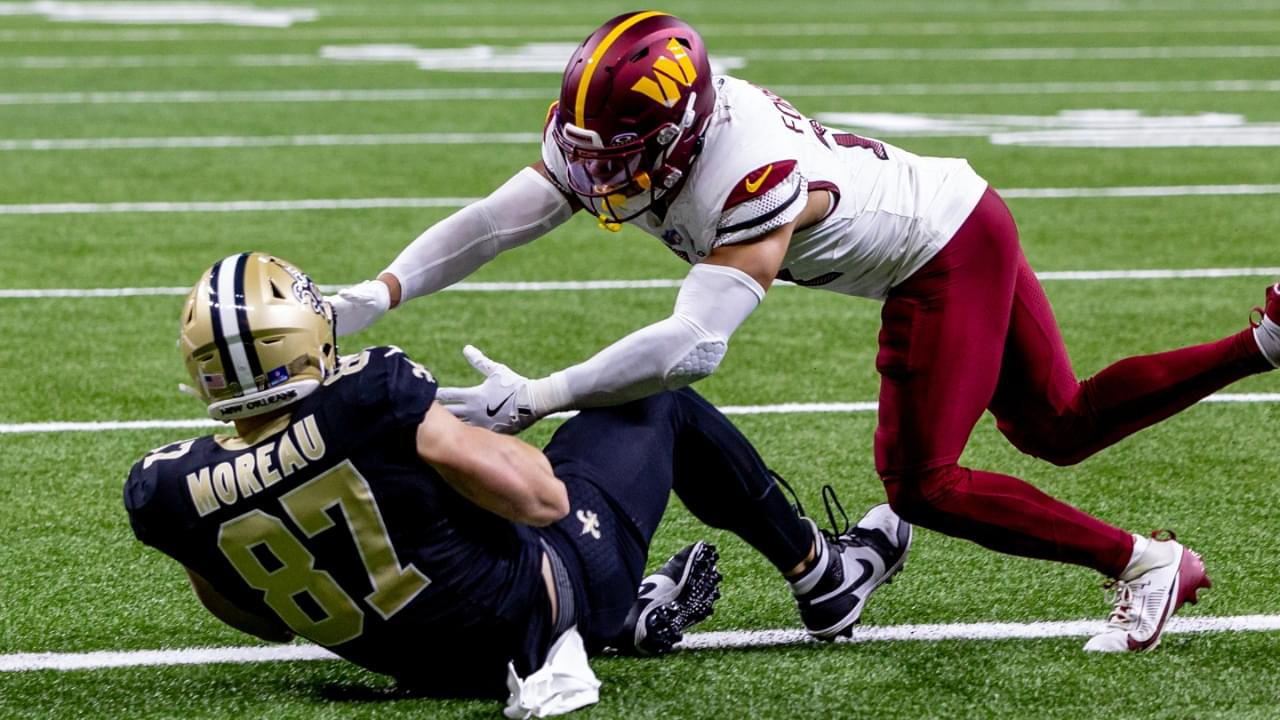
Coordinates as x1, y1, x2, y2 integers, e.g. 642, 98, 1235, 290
574, 10, 668, 127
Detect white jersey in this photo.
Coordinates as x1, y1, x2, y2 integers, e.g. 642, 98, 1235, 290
543, 75, 989, 300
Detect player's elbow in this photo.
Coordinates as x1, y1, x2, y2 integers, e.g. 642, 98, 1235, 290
661, 337, 728, 389
511, 476, 569, 526
529, 489, 571, 526
499, 453, 569, 526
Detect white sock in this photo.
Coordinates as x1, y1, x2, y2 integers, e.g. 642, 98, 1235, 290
1254, 315, 1280, 369
1120, 533, 1178, 581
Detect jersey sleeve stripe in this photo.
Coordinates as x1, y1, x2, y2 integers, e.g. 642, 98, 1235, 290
715, 178, 804, 236
722, 159, 797, 211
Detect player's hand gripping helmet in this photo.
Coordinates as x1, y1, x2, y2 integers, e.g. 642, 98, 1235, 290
551, 11, 714, 227
179, 252, 337, 422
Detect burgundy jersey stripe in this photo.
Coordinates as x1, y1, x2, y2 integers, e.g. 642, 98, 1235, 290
723, 159, 797, 211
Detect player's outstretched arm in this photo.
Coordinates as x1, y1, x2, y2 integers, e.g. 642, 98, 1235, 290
437, 222, 794, 434
185, 568, 296, 643
415, 401, 569, 526
326, 161, 578, 336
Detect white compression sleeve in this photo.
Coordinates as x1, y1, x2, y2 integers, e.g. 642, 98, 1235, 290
384, 166, 573, 302
526, 263, 766, 412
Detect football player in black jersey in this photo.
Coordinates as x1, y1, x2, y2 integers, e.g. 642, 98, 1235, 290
125, 252, 911, 716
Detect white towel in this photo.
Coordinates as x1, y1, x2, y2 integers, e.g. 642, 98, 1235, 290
503, 626, 601, 719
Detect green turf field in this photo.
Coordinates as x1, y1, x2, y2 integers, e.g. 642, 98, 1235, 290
2, 1, 1279, 717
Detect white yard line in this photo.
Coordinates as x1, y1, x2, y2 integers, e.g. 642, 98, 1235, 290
3, 268, 1280, 300
6, 46, 1280, 70
3, 395, 1277, 435
771, 79, 1280, 97
751, 45, 1280, 61
999, 184, 1280, 199
0, 133, 541, 151
5, 613, 1280, 671
0, 197, 478, 214
1, 184, 1278, 216
3, 80, 1280, 106
6, 20, 1280, 42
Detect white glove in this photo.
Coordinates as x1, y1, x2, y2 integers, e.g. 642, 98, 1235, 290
437, 345, 542, 434
325, 279, 391, 337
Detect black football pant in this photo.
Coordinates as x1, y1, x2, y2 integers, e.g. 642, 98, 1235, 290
538, 388, 813, 652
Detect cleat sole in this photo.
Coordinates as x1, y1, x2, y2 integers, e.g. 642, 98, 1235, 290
635, 543, 722, 655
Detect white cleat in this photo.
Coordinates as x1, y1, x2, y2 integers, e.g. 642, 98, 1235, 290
1084, 532, 1211, 653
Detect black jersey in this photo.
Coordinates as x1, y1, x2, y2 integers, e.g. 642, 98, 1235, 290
124, 346, 547, 693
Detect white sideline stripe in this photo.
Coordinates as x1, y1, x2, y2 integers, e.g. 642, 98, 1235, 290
0, 133, 541, 151
3, 268, 1280, 299
3, 185, 1279, 216
6, 46, 1280, 70
3, 80, 1280, 106
6, 614, 1280, 671
3, 395, 1277, 435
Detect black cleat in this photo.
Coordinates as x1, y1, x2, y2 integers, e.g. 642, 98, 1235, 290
792, 504, 912, 640
621, 541, 722, 655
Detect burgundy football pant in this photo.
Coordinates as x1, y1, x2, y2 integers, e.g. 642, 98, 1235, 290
875, 187, 1270, 577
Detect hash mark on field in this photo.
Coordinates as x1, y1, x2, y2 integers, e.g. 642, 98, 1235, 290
3, 395, 1277, 434
1, 185, 1278, 216
5, 614, 1280, 671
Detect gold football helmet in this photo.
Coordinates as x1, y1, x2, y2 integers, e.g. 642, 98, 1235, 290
179, 252, 337, 421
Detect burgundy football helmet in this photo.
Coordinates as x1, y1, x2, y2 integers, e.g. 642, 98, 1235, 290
551, 11, 715, 225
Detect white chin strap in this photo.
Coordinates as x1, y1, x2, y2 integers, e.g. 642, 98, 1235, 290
206, 380, 320, 422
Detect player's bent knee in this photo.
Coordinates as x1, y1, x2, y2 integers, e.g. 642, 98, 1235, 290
880, 464, 967, 523
1000, 426, 1092, 467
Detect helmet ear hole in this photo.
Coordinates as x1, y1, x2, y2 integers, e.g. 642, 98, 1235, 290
269, 280, 288, 300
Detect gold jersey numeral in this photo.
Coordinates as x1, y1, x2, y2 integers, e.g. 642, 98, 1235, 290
216, 460, 430, 643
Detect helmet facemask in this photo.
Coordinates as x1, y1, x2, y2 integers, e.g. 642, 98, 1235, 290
553, 93, 700, 225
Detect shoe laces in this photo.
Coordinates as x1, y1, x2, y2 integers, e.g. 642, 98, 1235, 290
768, 470, 874, 548
1101, 579, 1137, 630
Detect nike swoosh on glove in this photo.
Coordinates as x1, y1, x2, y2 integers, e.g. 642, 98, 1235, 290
437, 344, 542, 434
325, 279, 391, 337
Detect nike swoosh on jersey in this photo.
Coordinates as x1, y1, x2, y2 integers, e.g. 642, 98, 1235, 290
486, 392, 515, 417
744, 164, 773, 193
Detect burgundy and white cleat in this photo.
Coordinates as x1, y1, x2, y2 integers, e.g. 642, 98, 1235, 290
1084, 531, 1211, 653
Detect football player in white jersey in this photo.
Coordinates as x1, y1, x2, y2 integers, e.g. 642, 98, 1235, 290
329, 11, 1280, 653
